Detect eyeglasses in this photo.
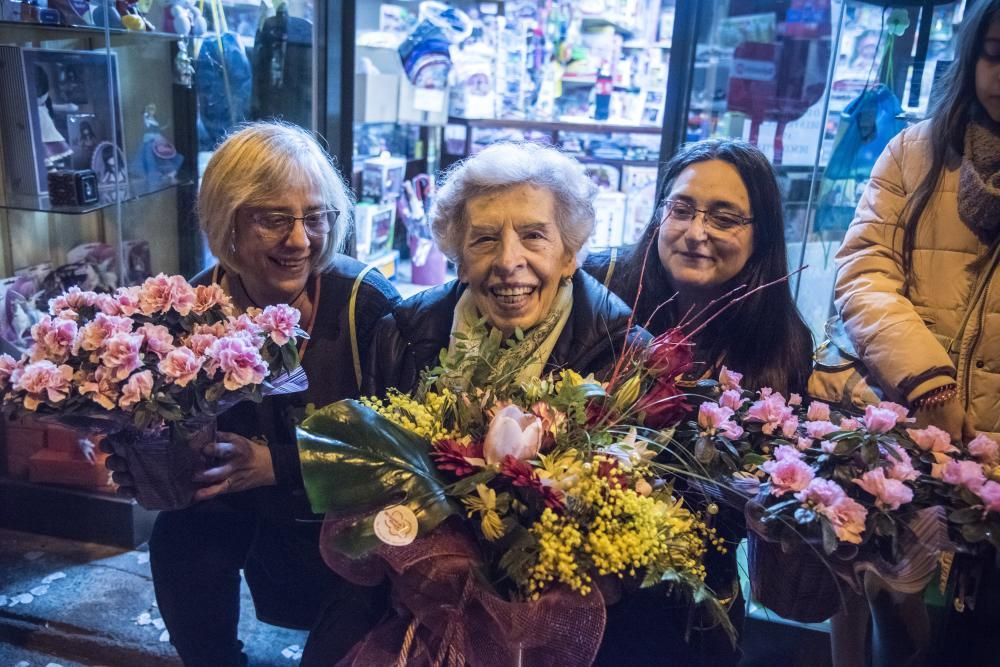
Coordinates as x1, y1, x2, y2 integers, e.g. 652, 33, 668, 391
249, 208, 338, 242
662, 199, 752, 233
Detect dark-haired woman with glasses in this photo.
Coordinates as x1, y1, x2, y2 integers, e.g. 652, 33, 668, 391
584, 138, 813, 666
107, 122, 398, 666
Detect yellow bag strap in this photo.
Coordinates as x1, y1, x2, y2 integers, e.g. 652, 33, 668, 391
603, 247, 618, 288
349, 265, 376, 391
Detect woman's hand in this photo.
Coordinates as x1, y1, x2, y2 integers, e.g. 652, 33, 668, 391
193, 432, 276, 501
98, 438, 137, 499
914, 398, 967, 442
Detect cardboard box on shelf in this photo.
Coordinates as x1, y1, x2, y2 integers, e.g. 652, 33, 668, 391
28, 448, 113, 490
4, 419, 47, 478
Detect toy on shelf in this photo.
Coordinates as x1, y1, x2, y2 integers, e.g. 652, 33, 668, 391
162, 0, 207, 36
134, 103, 183, 187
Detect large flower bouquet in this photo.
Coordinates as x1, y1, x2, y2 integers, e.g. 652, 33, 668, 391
682, 369, 1000, 621
0, 275, 306, 508
298, 321, 729, 666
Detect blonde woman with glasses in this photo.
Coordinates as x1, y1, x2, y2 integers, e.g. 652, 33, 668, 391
106, 122, 398, 666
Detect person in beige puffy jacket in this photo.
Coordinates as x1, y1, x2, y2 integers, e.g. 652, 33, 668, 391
835, 3, 1000, 445
833, 4, 1000, 666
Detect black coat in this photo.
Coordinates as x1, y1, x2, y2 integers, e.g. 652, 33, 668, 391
363, 269, 649, 396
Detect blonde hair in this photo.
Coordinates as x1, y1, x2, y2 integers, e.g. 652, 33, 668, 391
198, 121, 353, 275
430, 142, 596, 269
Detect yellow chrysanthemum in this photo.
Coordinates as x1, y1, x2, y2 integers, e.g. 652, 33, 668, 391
463, 484, 505, 541
536, 449, 584, 492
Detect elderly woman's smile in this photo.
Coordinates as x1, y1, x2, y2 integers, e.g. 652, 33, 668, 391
458, 184, 576, 334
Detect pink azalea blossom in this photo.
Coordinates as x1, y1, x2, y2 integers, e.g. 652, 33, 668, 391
205, 336, 267, 391
76, 313, 134, 354
80, 366, 119, 410
720, 421, 744, 439
698, 402, 733, 431
139, 274, 197, 316
941, 460, 987, 492
761, 457, 815, 496
227, 314, 265, 346
114, 286, 142, 317
839, 417, 861, 431
0, 353, 18, 392
805, 420, 839, 440
788, 393, 803, 407
484, 404, 544, 465
29, 316, 78, 363
821, 439, 838, 454
159, 347, 203, 387
877, 401, 913, 423
193, 283, 231, 315
796, 477, 847, 508
94, 293, 121, 316
747, 392, 794, 435
718, 365, 743, 391
254, 304, 301, 346
194, 322, 228, 337
719, 389, 744, 411
14, 360, 73, 410
139, 323, 175, 359
968, 434, 1000, 465
759, 387, 774, 398
185, 332, 219, 357
882, 443, 920, 482
864, 405, 899, 433
807, 401, 831, 422
773, 444, 803, 461
976, 481, 1000, 514
794, 477, 867, 544
780, 417, 800, 439
797, 437, 813, 451
100, 333, 145, 382
119, 370, 153, 408
48, 286, 97, 315
853, 467, 913, 510
906, 425, 959, 455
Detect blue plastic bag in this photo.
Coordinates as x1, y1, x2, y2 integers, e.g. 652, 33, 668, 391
825, 84, 905, 181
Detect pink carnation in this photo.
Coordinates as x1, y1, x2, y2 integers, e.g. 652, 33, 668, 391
206, 336, 267, 391
80, 366, 119, 410
941, 459, 987, 493
906, 425, 959, 455
254, 304, 301, 346
76, 313, 134, 354
14, 360, 73, 410
719, 389, 744, 411
853, 467, 913, 511
747, 392, 794, 435
119, 370, 153, 409
193, 283, 231, 315
761, 456, 815, 496
29, 316, 78, 363
139, 274, 196, 316
139, 323, 175, 359
158, 347, 203, 387
805, 420, 838, 440
968, 434, 1000, 465
100, 333, 145, 382
864, 405, 899, 434
718, 365, 743, 391
882, 443, 920, 482
976, 481, 1000, 514
807, 401, 831, 422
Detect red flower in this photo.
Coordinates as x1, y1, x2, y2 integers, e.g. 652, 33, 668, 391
430, 438, 485, 477
636, 377, 691, 429
585, 401, 614, 428
596, 457, 628, 489
500, 455, 566, 513
645, 328, 694, 378
540, 484, 565, 512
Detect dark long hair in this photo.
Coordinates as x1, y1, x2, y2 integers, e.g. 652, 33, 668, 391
901, 0, 1000, 284
612, 139, 813, 394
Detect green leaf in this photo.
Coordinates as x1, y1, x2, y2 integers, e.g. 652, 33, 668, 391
821, 518, 839, 554
297, 400, 455, 558
950, 507, 984, 525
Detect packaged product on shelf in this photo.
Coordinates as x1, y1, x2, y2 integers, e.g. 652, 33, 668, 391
591, 190, 627, 250
584, 163, 621, 191
0, 46, 124, 197
361, 152, 406, 204
621, 165, 658, 245
356, 201, 397, 263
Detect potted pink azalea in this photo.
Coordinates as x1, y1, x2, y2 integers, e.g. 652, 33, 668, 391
0, 275, 306, 510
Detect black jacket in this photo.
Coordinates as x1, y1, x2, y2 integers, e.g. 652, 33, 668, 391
363, 270, 649, 396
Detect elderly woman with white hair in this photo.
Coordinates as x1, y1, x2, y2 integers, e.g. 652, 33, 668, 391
107, 122, 398, 666
364, 141, 646, 397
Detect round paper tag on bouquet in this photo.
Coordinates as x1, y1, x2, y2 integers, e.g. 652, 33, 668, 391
373, 505, 418, 546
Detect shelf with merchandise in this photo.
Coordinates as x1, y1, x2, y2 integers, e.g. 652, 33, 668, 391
580, 15, 637, 37
0, 19, 186, 44
0, 178, 193, 216
448, 116, 663, 136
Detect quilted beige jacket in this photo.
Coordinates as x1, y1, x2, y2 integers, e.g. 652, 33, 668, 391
835, 120, 999, 439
